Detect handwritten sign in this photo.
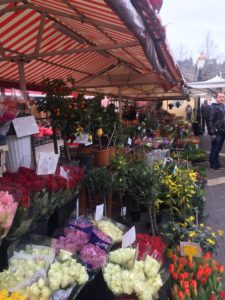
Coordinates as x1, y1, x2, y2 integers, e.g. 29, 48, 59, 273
36, 152, 59, 175
13, 116, 39, 138
122, 226, 136, 248
180, 241, 201, 258
95, 204, 104, 221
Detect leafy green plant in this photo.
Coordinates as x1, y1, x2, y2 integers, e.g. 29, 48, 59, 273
36, 76, 80, 160
83, 167, 113, 202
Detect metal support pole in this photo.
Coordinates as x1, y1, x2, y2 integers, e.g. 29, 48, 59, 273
18, 60, 28, 101
118, 88, 122, 123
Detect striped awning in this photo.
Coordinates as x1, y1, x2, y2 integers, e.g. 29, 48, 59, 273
0, 0, 184, 99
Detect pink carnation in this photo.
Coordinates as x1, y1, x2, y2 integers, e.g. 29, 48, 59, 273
0, 191, 18, 230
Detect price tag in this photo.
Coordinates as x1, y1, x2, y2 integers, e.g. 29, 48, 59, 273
95, 204, 104, 220
36, 152, 59, 175
121, 207, 127, 217
180, 241, 201, 258
128, 137, 132, 145
76, 198, 79, 219
60, 166, 68, 179
13, 116, 39, 138
173, 164, 178, 174
122, 226, 136, 248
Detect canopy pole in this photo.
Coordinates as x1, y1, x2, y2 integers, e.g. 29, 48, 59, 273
118, 88, 122, 123
18, 60, 28, 101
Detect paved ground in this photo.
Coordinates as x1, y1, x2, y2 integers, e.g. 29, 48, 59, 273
199, 133, 225, 268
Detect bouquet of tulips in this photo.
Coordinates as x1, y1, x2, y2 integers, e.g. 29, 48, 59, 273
169, 250, 225, 300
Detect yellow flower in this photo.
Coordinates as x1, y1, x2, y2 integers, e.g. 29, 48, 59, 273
199, 223, 204, 228
206, 238, 215, 245
0, 290, 8, 297
207, 226, 212, 230
187, 216, 195, 222
218, 230, 224, 236
189, 231, 196, 237
211, 232, 215, 237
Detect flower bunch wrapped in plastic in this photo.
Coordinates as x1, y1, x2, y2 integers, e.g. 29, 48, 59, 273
48, 250, 88, 292
0, 191, 18, 240
96, 219, 123, 243
80, 243, 107, 270
169, 250, 225, 300
103, 248, 163, 300
133, 234, 167, 262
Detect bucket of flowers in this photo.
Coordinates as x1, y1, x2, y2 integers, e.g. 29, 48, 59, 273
103, 247, 167, 300
169, 249, 225, 300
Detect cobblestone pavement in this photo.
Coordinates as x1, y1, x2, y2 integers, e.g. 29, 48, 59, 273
199, 133, 225, 269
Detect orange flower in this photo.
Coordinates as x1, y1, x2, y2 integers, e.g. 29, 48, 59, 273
190, 279, 197, 289
172, 272, 178, 280
182, 281, 189, 289
169, 264, 175, 273
184, 288, 190, 297
219, 265, 224, 273
196, 270, 203, 280
178, 290, 185, 300
204, 252, 211, 259
179, 273, 185, 281
188, 261, 194, 270
172, 254, 177, 262
201, 277, 207, 285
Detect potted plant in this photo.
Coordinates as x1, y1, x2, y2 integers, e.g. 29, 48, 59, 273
36, 76, 80, 161
83, 166, 113, 216
125, 160, 152, 223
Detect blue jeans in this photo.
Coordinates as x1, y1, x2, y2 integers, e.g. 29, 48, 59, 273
209, 133, 225, 168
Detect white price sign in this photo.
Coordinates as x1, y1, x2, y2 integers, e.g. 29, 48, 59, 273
95, 204, 104, 221
122, 226, 136, 248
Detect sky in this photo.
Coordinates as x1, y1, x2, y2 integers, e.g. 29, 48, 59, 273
160, 0, 225, 61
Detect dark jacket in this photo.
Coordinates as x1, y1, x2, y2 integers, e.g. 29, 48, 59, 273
207, 103, 225, 135
201, 103, 210, 118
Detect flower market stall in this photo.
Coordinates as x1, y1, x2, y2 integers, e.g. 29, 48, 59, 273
0, 1, 224, 300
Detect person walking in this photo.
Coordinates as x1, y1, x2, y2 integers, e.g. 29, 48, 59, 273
207, 92, 225, 170
201, 100, 210, 132
185, 105, 192, 122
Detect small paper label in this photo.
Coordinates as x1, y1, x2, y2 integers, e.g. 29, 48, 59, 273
128, 138, 132, 145
36, 152, 59, 175
60, 166, 68, 179
95, 204, 104, 220
121, 207, 127, 217
173, 164, 178, 174
180, 241, 201, 258
122, 226, 136, 248
76, 198, 79, 219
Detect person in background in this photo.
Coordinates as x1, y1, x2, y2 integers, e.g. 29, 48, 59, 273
207, 92, 225, 170
185, 104, 192, 122
201, 99, 210, 132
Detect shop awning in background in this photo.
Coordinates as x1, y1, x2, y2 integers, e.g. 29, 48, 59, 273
187, 76, 225, 98
0, 0, 183, 100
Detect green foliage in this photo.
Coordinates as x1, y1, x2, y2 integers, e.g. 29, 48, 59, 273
36, 77, 80, 139
83, 167, 113, 200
